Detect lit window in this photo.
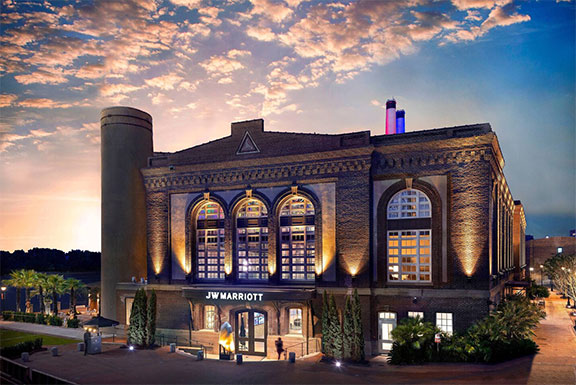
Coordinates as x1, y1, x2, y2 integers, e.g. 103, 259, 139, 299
205, 305, 216, 329
436, 313, 453, 335
387, 189, 431, 219
558, 247, 563, 254
378, 312, 397, 351
387, 230, 431, 282
408, 311, 424, 319
236, 199, 268, 280
196, 201, 225, 280
289, 308, 302, 334
279, 196, 315, 281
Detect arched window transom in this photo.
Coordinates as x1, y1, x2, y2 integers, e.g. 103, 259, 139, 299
387, 189, 431, 219
196, 201, 225, 280
279, 196, 315, 281
236, 199, 268, 280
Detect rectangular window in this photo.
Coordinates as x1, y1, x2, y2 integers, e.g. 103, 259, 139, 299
408, 311, 424, 319
288, 308, 302, 334
205, 305, 216, 329
387, 230, 431, 282
436, 313, 453, 335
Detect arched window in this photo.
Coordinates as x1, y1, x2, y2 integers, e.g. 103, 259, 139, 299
236, 199, 269, 280
387, 189, 431, 282
279, 196, 315, 281
196, 201, 225, 280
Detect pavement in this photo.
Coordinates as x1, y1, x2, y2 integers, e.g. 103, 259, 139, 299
0, 321, 115, 340
0, 292, 574, 384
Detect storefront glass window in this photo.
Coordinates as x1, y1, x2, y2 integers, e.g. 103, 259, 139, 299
289, 308, 302, 334
196, 201, 225, 280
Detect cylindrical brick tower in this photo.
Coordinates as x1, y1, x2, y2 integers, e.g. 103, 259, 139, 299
100, 107, 153, 320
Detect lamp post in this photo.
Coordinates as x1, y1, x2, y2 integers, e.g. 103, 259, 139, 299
1, 286, 6, 313
539, 265, 544, 286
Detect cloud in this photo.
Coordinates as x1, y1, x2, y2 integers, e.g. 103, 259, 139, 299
145, 73, 185, 90
199, 55, 245, 76
17, 98, 73, 109
100, 83, 142, 97
481, 4, 530, 31
451, 0, 511, 10
250, 0, 293, 23
0, 94, 18, 108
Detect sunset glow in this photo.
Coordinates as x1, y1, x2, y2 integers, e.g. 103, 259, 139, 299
1, 0, 574, 251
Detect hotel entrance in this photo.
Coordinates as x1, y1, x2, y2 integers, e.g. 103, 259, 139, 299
235, 309, 267, 356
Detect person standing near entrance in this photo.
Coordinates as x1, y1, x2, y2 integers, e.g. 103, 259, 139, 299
83, 330, 91, 356
275, 337, 284, 360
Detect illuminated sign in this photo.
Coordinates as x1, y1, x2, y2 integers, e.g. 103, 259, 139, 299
205, 291, 263, 301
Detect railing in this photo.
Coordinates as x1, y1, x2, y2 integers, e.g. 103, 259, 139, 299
155, 334, 214, 352
0, 356, 76, 384
283, 338, 321, 359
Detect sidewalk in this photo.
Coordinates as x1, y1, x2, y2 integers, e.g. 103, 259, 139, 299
527, 291, 576, 385
0, 321, 114, 340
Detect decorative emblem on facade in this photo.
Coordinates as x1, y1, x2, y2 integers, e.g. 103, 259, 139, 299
236, 131, 260, 155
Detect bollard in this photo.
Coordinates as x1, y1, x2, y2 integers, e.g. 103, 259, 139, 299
51, 347, 58, 356
236, 353, 243, 365
197, 350, 204, 361
77, 342, 85, 352
288, 352, 295, 363
21, 352, 30, 362
169, 343, 176, 353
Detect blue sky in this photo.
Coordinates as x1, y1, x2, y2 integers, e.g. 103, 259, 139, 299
0, 0, 574, 251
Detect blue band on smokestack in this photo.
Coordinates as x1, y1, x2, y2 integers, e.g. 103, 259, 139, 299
396, 109, 405, 134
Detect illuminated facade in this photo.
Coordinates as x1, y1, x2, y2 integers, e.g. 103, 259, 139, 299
102, 108, 527, 357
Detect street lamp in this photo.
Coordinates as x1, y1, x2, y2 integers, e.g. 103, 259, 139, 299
539, 265, 544, 286
1, 286, 6, 313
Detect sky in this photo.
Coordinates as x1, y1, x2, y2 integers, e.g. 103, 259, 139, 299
0, 0, 574, 252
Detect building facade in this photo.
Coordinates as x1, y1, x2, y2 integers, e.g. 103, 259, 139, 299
527, 235, 576, 285
101, 106, 527, 358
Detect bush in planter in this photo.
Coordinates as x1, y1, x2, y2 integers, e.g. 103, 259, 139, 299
388, 317, 440, 365
24, 313, 36, 323
47, 314, 63, 326
0, 338, 42, 359
2, 311, 14, 321
67, 318, 80, 328
35, 313, 46, 324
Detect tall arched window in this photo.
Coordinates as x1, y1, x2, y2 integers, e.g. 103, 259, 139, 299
387, 189, 431, 282
279, 196, 315, 281
236, 199, 269, 280
196, 201, 225, 280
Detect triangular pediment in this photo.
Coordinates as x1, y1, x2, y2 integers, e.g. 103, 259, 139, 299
236, 131, 260, 155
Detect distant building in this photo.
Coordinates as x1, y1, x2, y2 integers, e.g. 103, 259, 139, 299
570, 229, 575, 238
527, 235, 576, 284
100, 105, 527, 357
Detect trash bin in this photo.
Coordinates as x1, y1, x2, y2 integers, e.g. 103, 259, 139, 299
197, 350, 204, 361
289, 352, 296, 363
169, 343, 176, 353
87, 336, 102, 354
236, 353, 243, 365
77, 342, 85, 352
21, 352, 30, 362
51, 347, 58, 356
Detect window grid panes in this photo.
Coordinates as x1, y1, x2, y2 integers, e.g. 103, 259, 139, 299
436, 313, 453, 335
408, 311, 424, 319
387, 230, 431, 282
288, 308, 302, 334
205, 305, 215, 329
196, 202, 225, 280
280, 196, 315, 281
237, 199, 269, 280
387, 189, 431, 219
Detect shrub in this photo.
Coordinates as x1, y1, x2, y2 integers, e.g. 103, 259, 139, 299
2, 311, 13, 321
35, 313, 46, 324
527, 283, 550, 300
146, 289, 157, 346
47, 314, 63, 326
388, 317, 440, 365
67, 318, 80, 328
127, 288, 147, 346
0, 338, 42, 359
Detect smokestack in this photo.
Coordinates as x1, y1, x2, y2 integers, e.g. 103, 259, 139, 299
386, 99, 396, 135
396, 110, 405, 134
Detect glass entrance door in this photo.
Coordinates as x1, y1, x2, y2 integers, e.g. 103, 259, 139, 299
235, 310, 267, 356
378, 312, 397, 352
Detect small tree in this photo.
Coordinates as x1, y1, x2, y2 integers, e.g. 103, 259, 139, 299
328, 294, 342, 360
351, 289, 365, 362
342, 295, 354, 360
146, 289, 157, 347
321, 291, 332, 357
128, 289, 148, 347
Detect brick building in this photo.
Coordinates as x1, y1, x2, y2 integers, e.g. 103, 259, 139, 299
527, 235, 576, 285
100, 105, 527, 358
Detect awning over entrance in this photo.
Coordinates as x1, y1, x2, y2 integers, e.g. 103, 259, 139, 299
181, 286, 316, 302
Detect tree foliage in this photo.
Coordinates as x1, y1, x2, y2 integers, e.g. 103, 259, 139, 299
342, 296, 354, 360
146, 289, 157, 346
351, 289, 365, 362
544, 253, 576, 303
128, 288, 148, 347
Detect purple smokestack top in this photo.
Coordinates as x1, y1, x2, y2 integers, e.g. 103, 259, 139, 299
386, 99, 396, 135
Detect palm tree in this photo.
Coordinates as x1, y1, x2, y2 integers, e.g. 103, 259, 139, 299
65, 278, 85, 318
4, 269, 27, 312
31, 272, 49, 314
21, 269, 37, 313
88, 287, 100, 313
45, 274, 67, 315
